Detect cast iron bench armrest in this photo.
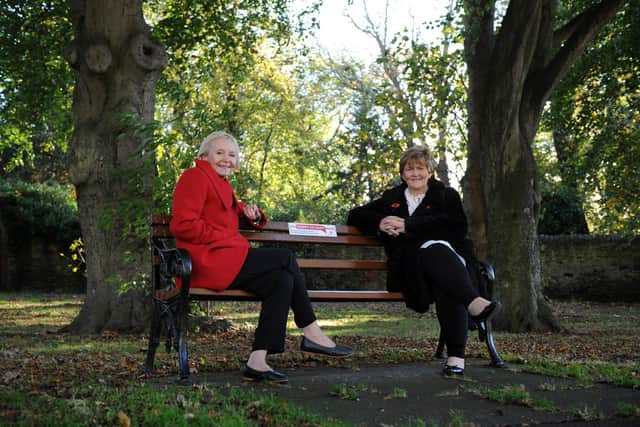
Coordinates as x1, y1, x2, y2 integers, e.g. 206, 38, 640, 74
152, 244, 192, 293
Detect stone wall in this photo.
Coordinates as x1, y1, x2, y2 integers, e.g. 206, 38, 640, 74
301, 235, 640, 302
539, 234, 640, 301
0, 206, 85, 293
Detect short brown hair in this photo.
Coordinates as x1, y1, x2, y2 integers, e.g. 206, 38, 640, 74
399, 145, 436, 175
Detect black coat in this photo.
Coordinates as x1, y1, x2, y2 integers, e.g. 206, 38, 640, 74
347, 179, 488, 312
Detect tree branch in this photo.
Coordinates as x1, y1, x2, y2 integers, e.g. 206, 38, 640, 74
553, 10, 586, 49
489, 1, 542, 101
463, 0, 496, 119
349, 0, 424, 140
535, 0, 626, 103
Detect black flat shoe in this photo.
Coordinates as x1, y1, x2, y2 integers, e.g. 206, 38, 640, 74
442, 364, 464, 377
300, 337, 353, 358
242, 365, 288, 383
470, 301, 501, 325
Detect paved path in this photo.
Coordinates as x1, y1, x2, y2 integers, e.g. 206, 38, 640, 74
197, 360, 639, 426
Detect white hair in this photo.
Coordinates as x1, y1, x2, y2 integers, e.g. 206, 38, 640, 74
197, 131, 240, 160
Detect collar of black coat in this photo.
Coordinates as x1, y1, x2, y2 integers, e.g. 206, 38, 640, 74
194, 159, 236, 210
384, 177, 444, 201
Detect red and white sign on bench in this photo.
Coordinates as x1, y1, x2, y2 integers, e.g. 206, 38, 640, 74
288, 223, 337, 237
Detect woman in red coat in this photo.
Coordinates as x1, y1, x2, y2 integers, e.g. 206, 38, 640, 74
171, 131, 352, 383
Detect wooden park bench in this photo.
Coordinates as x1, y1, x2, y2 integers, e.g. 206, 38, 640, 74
145, 214, 505, 380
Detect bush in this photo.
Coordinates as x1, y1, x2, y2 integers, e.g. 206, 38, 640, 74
0, 178, 79, 240
539, 180, 589, 235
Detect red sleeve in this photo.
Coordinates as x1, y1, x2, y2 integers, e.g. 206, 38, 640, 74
169, 169, 236, 244
253, 207, 268, 228
236, 200, 268, 229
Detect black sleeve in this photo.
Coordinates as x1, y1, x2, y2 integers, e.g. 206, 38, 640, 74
347, 197, 388, 236
404, 187, 468, 239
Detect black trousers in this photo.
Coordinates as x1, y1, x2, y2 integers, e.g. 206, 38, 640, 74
227, 247, 317, 354
418, 244, 479, 358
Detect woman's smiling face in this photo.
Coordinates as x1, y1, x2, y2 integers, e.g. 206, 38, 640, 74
204, 137, 237, 177
401, 159, 432, 194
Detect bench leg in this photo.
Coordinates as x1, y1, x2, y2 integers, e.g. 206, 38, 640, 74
144, 300, 162, 373
435, 320, 503, 367
484, 319, 506, 367
145, 294, 193, 380
177, 297, 190, 381
433, 329, 447, 359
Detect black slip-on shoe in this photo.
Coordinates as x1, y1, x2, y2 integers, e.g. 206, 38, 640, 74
300, 337, 353, 358
442, 364, 465, 377
242, 365, 288, 384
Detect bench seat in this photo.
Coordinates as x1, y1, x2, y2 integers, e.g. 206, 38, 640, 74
188, 288, 405, 302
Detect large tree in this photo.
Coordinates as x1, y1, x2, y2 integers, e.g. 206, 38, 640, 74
462, 0, 626, 331
63, 0, 306, 332
64, 0, 167, 332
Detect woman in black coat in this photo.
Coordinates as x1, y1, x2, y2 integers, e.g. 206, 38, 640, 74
347, 146, 500, 376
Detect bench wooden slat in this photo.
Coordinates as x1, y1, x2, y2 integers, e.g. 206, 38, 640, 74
241, 232, 379, 246
153, 226, 380, 245
154, 256, 385, 270
151, 214, 171, 225
152, 227, 173, 238
307, 290, 404, 301
297, 259, 386, 270
151, 215, 369, 237
236, 221, 359, 235
188, 288, 404, 301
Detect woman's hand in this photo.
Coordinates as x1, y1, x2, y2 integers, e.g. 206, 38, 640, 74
379, 216, 405, 236
242, 204, 262, 222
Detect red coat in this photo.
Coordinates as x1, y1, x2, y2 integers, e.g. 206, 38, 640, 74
170, 159, 266, 290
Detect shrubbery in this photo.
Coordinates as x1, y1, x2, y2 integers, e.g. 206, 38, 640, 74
538, 180, 589, 235
0, 178, 79, 240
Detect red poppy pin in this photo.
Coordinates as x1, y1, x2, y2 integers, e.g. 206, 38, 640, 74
391, 202, 400, 209
425, 204, 431, 209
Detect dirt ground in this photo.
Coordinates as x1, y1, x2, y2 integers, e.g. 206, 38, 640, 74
190, 359, 639, 426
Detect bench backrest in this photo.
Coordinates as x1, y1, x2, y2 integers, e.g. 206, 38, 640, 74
151, 214, 386, 271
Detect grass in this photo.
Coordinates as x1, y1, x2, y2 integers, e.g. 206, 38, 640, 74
0, 294, 353, 426
570, 404, 605, 421
0, 294, 83, 334
385, 387, 409, 399
1, 293, 640, 426
617, 402, 640, 417
0, 383, 350, 426
207, 300, 441, 338
465, 384, 558, 412
503, 355, 640, 388
328, 383, 362, 401
536, 380, 581, 391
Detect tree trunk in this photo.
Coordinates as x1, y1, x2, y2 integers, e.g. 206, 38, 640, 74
482, 106, 560, 331
462, 0, 624, 331
63, 0, 167, 333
